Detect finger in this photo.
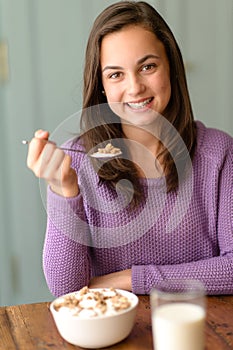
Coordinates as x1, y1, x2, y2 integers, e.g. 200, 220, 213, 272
27, 129, 50, 169
40, 142, 59, 167
35, 146, 65, 179
62, 153, 72, 172
27, 137, 49, 169
60, 154, 74, 181
34, 129, 50, 140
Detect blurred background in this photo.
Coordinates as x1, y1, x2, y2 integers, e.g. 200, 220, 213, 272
0, 0, 232, 306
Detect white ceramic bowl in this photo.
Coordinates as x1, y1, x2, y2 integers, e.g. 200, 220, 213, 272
50, 288, 139, 349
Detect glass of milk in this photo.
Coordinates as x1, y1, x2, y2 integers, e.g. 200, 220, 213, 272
150, 279, 206, 350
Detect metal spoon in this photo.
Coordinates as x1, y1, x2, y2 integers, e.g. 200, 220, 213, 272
22, 140, 122, 159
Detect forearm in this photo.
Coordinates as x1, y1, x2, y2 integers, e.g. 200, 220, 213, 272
132, 254, 233, 295
89, 269, 132, 291
43, 188, 91, 296
43, 225, 91, 297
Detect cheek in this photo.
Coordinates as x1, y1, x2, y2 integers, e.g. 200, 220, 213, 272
160, 77, 171, 100
164, 82, 171, 99
105, 86, 122, 102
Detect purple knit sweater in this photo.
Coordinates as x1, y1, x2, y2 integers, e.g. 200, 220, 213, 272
43, 121, 233, 296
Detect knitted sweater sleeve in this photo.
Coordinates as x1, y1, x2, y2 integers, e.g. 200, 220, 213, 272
132, 145, 233, 295
42, 140, 94, 297
42, 188, 92, 297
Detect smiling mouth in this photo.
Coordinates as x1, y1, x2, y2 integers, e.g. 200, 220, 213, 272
126, 97, 153, 110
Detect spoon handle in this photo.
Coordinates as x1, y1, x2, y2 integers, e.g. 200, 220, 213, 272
60, 147, 85, 154
22, 140, 85, 153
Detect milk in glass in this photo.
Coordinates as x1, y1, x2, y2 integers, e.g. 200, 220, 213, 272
152, 302, 205, 350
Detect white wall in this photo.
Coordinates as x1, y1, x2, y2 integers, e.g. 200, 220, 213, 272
155, 0, 233, 134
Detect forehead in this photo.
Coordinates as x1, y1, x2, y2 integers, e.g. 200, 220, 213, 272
100, 25, 167, 65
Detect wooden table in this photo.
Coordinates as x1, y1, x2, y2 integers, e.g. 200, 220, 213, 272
0, 295, 233, 349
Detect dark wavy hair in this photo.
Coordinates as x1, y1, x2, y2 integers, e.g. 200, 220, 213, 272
80, 1, 196, 207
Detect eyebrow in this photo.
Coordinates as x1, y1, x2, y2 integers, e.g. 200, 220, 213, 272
102, 54, 160, 73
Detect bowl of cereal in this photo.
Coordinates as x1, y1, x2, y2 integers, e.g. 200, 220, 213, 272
50, 286, 139, 348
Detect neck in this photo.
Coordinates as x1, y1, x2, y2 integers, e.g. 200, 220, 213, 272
122, 124, 164, 178
122, 123, 160, 155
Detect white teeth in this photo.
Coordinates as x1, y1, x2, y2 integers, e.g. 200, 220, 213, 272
127, 98, 152, 109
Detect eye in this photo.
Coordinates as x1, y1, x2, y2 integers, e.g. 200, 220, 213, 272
109, 71, 122, 79
141, 63, 156, 72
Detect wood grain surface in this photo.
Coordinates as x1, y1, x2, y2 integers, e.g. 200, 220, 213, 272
0, 295, 233, 349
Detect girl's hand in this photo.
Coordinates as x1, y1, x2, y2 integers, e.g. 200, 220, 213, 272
88, 269, 132, 291
27, 129, 79, 197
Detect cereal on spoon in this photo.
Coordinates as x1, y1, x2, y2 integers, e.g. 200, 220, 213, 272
91, 143, 122, 158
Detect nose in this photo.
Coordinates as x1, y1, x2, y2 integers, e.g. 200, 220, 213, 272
127, 73, 145, 96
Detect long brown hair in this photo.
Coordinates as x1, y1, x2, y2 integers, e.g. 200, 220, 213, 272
80, 1, 196, 207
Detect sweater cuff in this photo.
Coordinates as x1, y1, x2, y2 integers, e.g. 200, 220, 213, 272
131, 265, 146, 295
47, 185, 84, 214
46, 186, 90, 245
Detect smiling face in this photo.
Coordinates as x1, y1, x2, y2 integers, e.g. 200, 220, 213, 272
100, 25, 171, 127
